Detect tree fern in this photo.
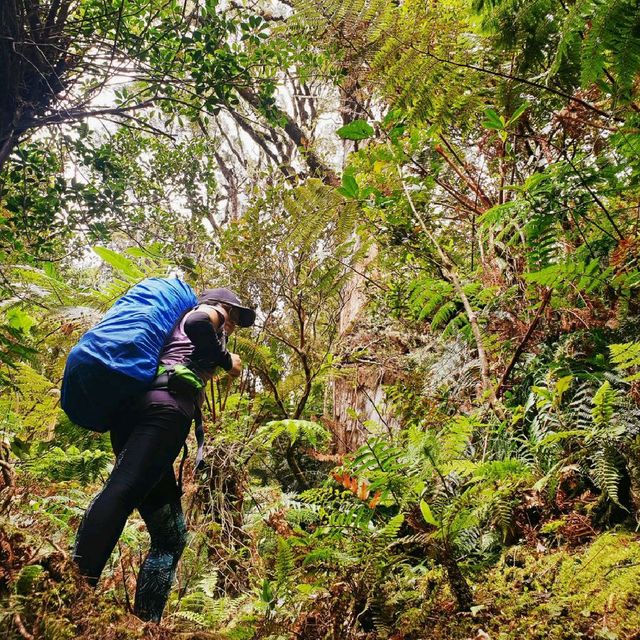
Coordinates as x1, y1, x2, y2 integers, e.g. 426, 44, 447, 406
259, 419, 331, 448
291, 0, 394, 47
369, 0, 484, 126
554, 0, 640, 102
282, 179, 360, 249
474, 0, 566, 75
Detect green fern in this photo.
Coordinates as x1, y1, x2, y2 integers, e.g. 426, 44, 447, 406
301, 547, 360, 567
14, 564, 45, 596
174, 610, 208, 627
524, 257, 610, 294
558, 0, 640, 101
378, 513, 405, 540
591, 381, 617, 429
198, 571, 220, 598
26, 446, 111, 483
609, 342, 640, 381
275, 537, 295, 588
591, 446, 626, 508
291, 0, 394, 47
258, 419, 331, 448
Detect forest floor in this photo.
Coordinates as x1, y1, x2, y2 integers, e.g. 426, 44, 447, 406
3, 471, 640, 640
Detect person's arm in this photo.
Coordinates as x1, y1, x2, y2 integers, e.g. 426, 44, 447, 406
183, 305, 237, 373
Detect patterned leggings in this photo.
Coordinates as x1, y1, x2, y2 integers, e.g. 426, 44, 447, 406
135, 501, 187, 621
73, 390, 193, 622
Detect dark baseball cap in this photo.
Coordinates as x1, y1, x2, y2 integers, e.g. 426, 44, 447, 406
197, 287, 256, 327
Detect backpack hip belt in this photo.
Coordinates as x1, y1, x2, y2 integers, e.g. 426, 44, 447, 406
152, 365, 206, 471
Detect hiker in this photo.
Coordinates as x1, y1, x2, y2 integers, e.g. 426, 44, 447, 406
72, 287, 256, 622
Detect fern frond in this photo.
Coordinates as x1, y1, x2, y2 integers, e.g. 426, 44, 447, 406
378, 513, 404, 540
609, 342, 640, 381
259, 419, 331, 448
430, 298, 457, 332
174, 610, 208, 627
14, 565, 44, 596
275, 537, 295, 588
591, 446, 627, 508
591, 381, 617, 429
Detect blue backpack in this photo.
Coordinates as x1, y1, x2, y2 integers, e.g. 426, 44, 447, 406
61, 278, 197, 431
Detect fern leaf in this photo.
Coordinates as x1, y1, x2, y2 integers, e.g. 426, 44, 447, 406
591, 446, 627, 508
379, 513, 404, 539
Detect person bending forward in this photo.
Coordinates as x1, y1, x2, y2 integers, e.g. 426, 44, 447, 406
73, 288, 255, 622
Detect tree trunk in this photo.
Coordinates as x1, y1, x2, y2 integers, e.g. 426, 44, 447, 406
286, 444, 308, 490
236, 87, 338, 185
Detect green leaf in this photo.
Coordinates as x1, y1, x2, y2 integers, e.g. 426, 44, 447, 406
6, 308, 35, 334
260, 578, 275, 606
506, 102, 529, 127
482, 108, 505, 130
420, 499, 440, 526
92, 246, 144, 280
380, 513, 405, 538
555, 375, 573, 400
337, 173, 359, 199
336, 119, 375, 140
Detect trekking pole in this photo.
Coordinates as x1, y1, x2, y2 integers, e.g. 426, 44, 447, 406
216, 378, 223, 414
210, 377, 216, 424
221, 335, 238, 410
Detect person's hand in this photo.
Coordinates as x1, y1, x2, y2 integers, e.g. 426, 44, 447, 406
228, 353, 242, 377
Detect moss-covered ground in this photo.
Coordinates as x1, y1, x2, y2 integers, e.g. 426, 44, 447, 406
414, 532, 640, 640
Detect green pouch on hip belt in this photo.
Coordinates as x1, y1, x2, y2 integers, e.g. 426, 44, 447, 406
158, 364, 204, 395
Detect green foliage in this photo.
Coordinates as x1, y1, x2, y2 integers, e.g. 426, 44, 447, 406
522, 376, 635, 510
4, 0, 640, 636
0, 363, 60, 438
14, 564, 45, 596
336, 120, 375, 140
555, 0, 640, 102
91, 247, 144, 283
0, 322, 36, 387
25, 446, 111, 484
609, 342, 640, 381
406, 275, 496, 341
259, 419, 331, 448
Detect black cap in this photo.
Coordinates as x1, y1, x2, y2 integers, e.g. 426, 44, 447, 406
197, 287, 256, 327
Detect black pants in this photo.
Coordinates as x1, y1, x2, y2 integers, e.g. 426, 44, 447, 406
73, 389, 193, 621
